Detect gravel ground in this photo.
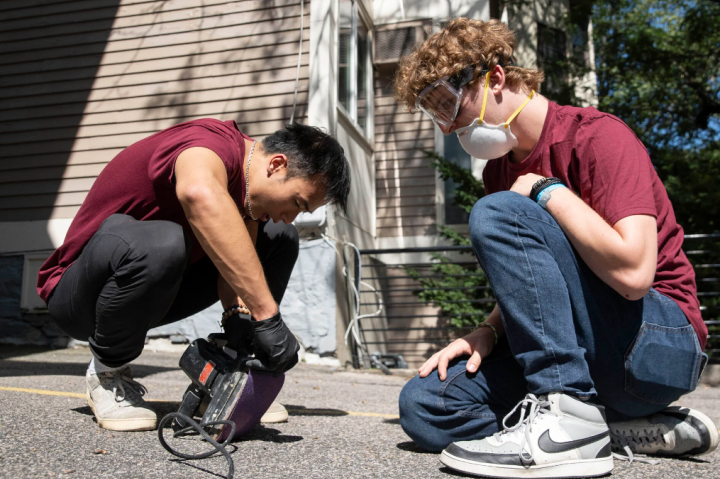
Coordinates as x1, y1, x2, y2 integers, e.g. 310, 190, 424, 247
0, 345, 718, 479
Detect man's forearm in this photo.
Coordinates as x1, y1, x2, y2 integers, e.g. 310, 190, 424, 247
215, 219, 259, 310
543, 187, 656, 300
181, 189, 277, 320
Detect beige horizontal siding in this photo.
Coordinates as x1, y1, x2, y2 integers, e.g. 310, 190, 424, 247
1, 0, 304, 38
1, 7, 307, 53
374, 67, 437, 237
377, 158, 433, 170
376, 185, 436, 199
375, 225, 437, 237
0, 150, 125, 172
377, 196, 436, 208
0, 8, 307, 65
0, 0, 152, 16
0, 0, 310, 222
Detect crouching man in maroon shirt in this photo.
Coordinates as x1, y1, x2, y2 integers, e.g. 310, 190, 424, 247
37, 121, 351, 431
393, 18, 717, 478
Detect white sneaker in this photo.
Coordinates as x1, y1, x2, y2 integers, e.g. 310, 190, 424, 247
440, 393, 613, 478
261, 401, 289, 423
609, 406, 719, 458
86, 366, 157, 431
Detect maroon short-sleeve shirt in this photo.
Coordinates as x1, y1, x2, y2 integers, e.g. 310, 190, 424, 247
482, 101, 705, 348
37, 119, 252, 303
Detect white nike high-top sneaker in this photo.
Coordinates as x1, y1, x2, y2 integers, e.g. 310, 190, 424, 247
440, 393, 613, 478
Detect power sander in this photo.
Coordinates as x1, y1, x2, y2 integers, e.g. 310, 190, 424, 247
171, 332, 284, 441
158, 315, 285, 478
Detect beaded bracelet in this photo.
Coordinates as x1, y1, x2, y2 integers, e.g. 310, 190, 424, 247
222, 304, 250, 322
477, 322, 498, 346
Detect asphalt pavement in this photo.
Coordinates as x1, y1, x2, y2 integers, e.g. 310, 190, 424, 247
1, 345, 718, 479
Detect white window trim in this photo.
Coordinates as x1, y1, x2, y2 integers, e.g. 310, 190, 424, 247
336, 0, 374, 145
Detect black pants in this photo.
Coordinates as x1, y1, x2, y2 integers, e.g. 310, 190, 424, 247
48, 214, 299, 367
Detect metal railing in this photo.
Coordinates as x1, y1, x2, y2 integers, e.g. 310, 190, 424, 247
356, 234, 720, 364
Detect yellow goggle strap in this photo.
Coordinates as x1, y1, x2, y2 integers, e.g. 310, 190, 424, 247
478, 71, 491, 124
504, 90, 535, 129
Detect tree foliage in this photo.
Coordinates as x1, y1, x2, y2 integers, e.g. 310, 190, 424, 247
592, 0, 720, 234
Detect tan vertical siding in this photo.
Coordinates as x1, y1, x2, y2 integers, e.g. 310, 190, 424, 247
373, 72, 437, 238
0, 0, 310, 222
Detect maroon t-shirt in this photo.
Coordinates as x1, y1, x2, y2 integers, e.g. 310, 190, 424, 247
482, 101, 706, 348
37, 119, 252, 303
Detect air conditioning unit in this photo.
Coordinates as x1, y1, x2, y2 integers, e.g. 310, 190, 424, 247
373, 20, 433, 65
293, 206, 327, 229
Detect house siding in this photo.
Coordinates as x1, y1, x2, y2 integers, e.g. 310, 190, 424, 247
373, 73, 437, 238
0, 0, 310, 222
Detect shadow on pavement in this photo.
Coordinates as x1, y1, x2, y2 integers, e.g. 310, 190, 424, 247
170, 458, 234, 479
0, 360, 177, 378
439, 467, 474, 476
284, 404, 349, 417
384, 418, 401, 425
239, 425, 303, 444
0, 346, 64, 360
396, 441, 435, 454
73, 405, 304, 445
670, 455, 711, 464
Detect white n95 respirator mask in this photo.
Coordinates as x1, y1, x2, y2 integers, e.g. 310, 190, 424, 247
455, 71, 534, 159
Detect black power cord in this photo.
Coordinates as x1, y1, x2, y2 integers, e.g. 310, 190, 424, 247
158, 412, 237, 479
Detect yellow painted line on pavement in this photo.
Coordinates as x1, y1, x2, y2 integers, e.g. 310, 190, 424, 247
0, 386, 400, 419
0, 386, 85, 399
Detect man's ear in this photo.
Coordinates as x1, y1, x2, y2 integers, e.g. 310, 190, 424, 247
267, 154, 288, 176
491, 64, 506, 95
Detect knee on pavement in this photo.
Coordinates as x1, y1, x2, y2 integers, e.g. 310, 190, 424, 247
399, 375, 453, 452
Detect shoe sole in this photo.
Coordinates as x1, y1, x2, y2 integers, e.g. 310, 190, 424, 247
260, 410, 289, 423
663, 406, 720, 456
87, 393, 157, 432
440, 450, 613, 479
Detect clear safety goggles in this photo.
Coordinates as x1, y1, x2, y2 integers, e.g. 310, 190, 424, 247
415, 65, 478, 126
415, 60, 513, 126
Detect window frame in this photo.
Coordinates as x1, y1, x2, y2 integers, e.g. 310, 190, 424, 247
336, 0, 374, 143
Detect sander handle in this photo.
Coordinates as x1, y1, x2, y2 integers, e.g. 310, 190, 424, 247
172, 384, 204, 433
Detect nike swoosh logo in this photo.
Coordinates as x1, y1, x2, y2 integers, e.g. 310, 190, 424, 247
538, 429, 609, 454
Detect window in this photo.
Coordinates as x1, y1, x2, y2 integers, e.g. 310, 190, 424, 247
537, 22, 568, 100
338, 0, 371, 135
443, 134, 472, 225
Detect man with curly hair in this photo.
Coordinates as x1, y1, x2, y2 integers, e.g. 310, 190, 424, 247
394, 18, 717, 478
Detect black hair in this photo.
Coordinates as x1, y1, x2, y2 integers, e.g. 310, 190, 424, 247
261, 123, 351, 214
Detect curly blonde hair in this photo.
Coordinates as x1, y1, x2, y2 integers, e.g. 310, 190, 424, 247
393, 18, 544, 111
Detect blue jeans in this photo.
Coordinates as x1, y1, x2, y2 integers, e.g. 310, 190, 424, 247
399, 192, 705, 451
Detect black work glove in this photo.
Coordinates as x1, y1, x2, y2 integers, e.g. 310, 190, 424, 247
223, 313, 255, 356
244, 311, 300, 376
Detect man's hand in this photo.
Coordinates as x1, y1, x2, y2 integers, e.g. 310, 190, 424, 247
509, 173, 544, 198
418, 327, 496, 381
244, 312, 300, 376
